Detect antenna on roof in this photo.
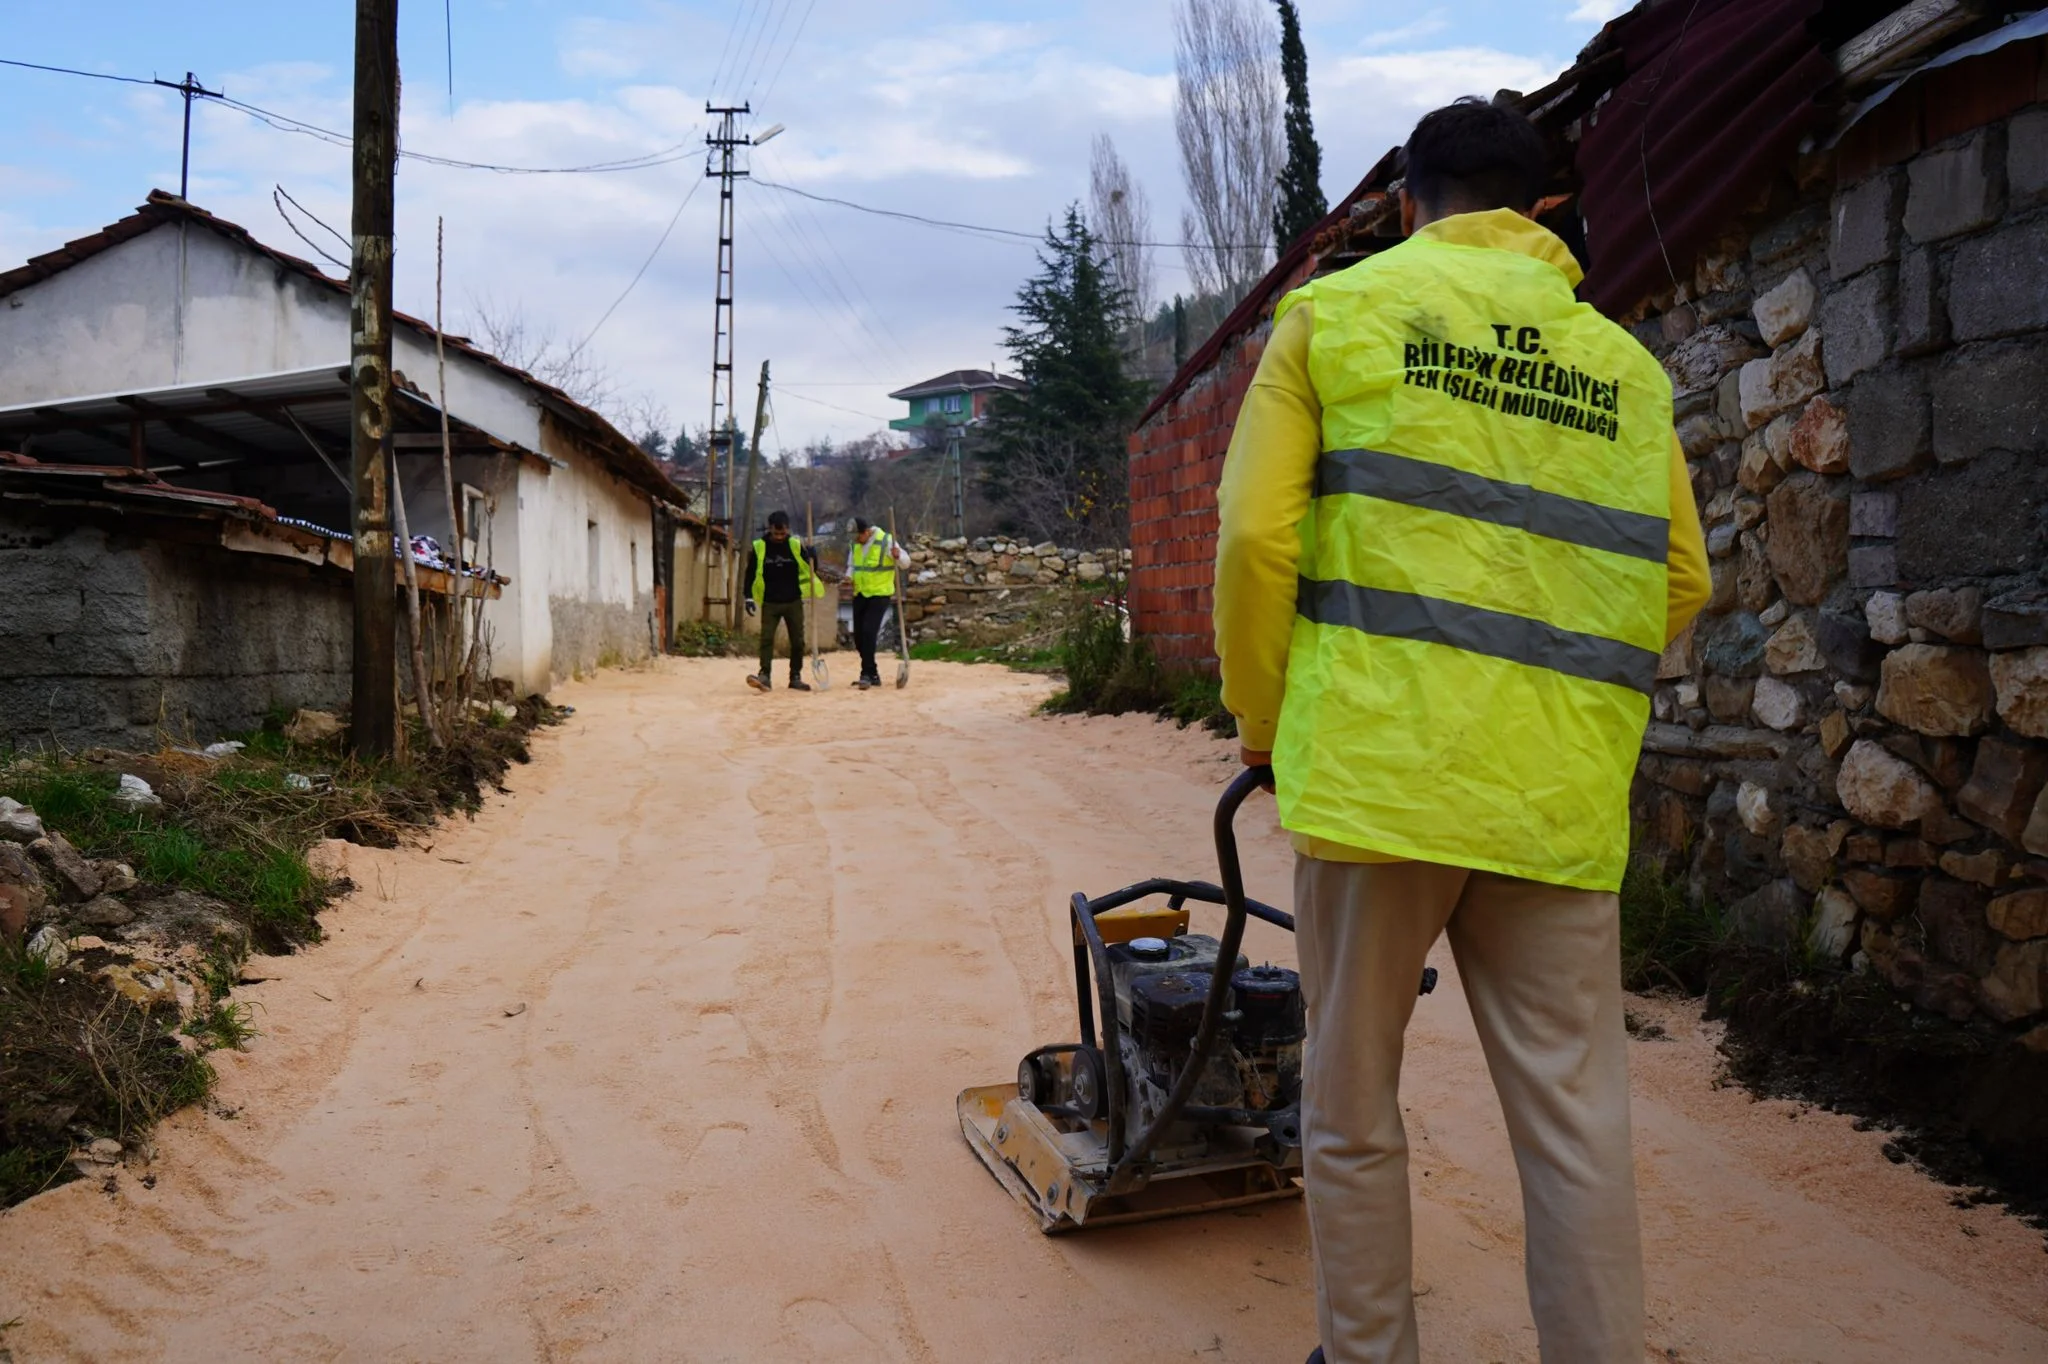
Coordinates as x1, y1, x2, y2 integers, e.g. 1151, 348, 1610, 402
152, 72, 223, 200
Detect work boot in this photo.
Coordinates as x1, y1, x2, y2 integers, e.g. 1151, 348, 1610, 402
788, 676, 812, 692
746, 670, 770, 692
854, 675, 875, 690
1304, 1350, 1324, 1364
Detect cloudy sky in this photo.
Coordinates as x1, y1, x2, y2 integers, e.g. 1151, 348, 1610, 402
1, 0, 1630, 448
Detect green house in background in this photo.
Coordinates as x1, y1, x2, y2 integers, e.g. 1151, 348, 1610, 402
887, 369, 1026, 433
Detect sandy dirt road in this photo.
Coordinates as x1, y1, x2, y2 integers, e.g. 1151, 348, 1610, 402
2, 655, 2045, 1363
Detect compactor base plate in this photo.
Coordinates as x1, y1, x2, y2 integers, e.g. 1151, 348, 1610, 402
957, 1083, 1301, 1234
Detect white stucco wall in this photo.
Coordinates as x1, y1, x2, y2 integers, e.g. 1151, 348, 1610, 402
0, 216, 663, 692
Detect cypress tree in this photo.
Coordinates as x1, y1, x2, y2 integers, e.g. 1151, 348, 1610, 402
1272, 0, 1327, 253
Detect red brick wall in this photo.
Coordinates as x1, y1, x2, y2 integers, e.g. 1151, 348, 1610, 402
1127, 327, 1269, 670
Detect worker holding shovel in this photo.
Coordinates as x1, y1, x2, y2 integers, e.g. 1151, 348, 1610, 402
743, 510, 824, 693
847, 516, 911, 690
1214, 99, 1709, 1364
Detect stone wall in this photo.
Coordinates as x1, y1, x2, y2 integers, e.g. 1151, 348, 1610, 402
0, 509, 352, 752
894, 535, 1130, 644
1630, 102, 2048, 1036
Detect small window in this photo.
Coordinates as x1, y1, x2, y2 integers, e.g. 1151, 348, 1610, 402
943, 392, 965, 414
587, 520, 600, 597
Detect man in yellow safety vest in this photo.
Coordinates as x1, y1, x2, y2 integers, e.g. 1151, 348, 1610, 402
744, 510, 825, 692
1214, 99, 1709, 1364
848, 517, 910, 689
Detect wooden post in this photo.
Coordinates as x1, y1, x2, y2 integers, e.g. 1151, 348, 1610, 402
348, 0, 401, 760
731, 360, 770, 623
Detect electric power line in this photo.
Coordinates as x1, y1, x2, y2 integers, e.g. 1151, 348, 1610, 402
750, 206, 891, 385
756, 153, 915, 374
777, 388, 894, 424
756, 0, 819, 105
752, 178, 1265, 251
0, 56, 157, 86
576, 168, 708, 351
731, 0, 784, 98
272, 185, 349, 273
210, 93, 702, 173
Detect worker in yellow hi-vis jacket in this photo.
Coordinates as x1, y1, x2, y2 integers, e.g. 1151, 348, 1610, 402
1214, 99, 1709, 1364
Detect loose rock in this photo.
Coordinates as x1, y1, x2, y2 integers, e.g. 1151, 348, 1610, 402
75, 895, 136, 929
1865, 592, 1909, 645
31, 833, 102, 902
1765, 614, 1825, 673
26, 924, 68, 967
1988, 889, 2048, 941
1988, 647, 2048, 738
112, 775, 162, 811
1957, 738, 2048, 842
1737, 782, 1779, 836
1752, 676, 1804, 730
1876, 644, 1995, 736
1980, 939, 2048, 1022
1765, 474, 1848, 605
1739, 329, 1825, 428
284, 709, 345, 745
1787, 395, 1850, 474
0, 797, 46, 845
1837, 739, 1942, 827
1905, 586, 1984, 644
1753, 268, 1817, 347
1809, 886, 1860, 960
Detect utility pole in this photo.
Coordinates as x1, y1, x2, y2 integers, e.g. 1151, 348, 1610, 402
949, 425, 967, 540
153, 72, 223, 200
730, 361, 771, 628
348, 0, 401, 760
701, 102, 750, 619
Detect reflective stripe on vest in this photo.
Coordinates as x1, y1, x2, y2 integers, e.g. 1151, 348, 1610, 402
851, 535, 897, 596
1270, 225, 1674, 893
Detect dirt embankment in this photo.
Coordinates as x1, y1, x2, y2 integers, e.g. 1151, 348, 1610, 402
0, 655, 2044, 1362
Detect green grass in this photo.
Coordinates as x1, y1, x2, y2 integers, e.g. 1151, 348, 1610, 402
1618, 855, 1731, 994
0, 939, 218, 1206
673, 620, 737, 657
186, 999, 259, 1051
908, 639, 1061, 670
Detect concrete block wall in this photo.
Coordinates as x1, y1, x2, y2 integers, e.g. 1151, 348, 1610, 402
0, 510, 351, 752
1630, 99, 2048, 1035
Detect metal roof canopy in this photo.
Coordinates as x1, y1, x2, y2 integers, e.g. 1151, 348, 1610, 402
0, 364, 535, 482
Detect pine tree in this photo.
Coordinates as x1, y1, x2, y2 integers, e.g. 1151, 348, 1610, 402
1271, 0, 1326, 253
986, 207, 1147, 540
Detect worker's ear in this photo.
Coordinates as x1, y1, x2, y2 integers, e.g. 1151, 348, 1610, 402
1399, 187, 1418, 237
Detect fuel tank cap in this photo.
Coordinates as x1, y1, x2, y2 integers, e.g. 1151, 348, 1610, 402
1127, 936, 1171, 961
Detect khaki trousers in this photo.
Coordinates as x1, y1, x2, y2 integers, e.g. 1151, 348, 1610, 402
1293, 856, 1643, 1364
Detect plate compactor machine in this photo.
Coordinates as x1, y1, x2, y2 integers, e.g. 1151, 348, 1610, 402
959, 768, 1437, 1233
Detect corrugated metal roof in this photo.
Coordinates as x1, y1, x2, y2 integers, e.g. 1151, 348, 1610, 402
0, 192, 697, 520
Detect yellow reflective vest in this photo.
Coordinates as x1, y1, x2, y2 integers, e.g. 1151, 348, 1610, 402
749, 534, 824, 605
1243, 212, 1687, 892
850, 533, 902, 598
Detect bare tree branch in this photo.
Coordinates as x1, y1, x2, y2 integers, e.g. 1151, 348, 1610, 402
1090, 133, 1155, 333
1174, 0, 1282, 307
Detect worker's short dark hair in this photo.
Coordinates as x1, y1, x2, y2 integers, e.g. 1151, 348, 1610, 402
853, 517, 872, 533
1403, 97, 1548, 215
767, 510, 790, 530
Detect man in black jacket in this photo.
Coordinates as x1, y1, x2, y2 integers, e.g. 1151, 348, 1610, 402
744, 510, 822, 692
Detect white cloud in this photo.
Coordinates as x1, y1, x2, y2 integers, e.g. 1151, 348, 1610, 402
1, 6, 1578, 448
1567, 0, 1634, 22
1356, 15, 1454, 51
